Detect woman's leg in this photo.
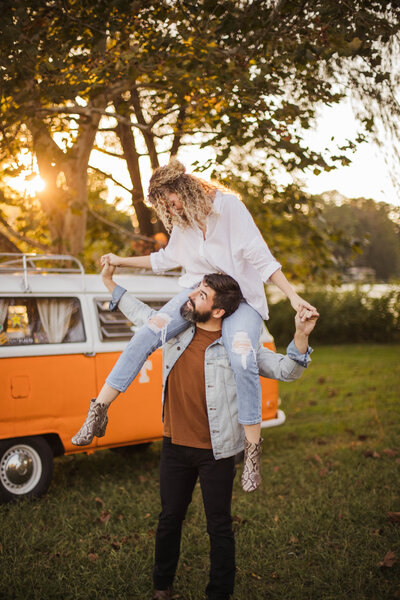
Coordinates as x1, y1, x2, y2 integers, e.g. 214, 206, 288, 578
221, 301, 263, 426
221, 302, 264, 492
72, 289, 192, 446
104, 288, 192, 397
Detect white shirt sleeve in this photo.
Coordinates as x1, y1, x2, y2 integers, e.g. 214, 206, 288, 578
150, 227, 183, 273
224, 195, 281, 282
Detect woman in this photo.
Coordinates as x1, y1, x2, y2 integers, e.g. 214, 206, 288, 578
72, 159, 316, 491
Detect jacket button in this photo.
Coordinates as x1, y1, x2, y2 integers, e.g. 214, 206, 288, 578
166, 365, 169, 369
177, 346, 181, 350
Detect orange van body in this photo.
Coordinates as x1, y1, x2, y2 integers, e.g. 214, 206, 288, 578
1, 346, 279, 455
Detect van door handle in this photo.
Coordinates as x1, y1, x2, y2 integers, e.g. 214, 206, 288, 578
84, 352, 96, 357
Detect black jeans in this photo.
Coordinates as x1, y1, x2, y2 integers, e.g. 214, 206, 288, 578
153, 437, 236, 600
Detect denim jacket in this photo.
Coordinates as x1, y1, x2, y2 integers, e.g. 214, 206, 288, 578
117, 290, 311, 460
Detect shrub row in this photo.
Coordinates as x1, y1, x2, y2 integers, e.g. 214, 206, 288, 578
267, 289, 400, 345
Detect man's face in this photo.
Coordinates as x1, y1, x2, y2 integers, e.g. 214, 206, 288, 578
180, 280, 217, 323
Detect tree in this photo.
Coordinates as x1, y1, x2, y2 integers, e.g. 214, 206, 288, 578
320, 193, 400, 281
1, 0, 399, 270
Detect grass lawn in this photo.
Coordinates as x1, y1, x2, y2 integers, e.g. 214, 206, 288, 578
0, 344, 399, 600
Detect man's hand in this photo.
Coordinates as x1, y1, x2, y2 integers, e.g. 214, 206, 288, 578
101, 259, 116, 294
295, 309, 319, 337
290, 294, 319, 320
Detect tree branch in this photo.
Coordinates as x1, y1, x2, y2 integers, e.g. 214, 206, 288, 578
92, 145, 124, 159
34, 105, 152, 132
88, 165, 132, 194
0, 214, 49, 251
87, 207, 156, 244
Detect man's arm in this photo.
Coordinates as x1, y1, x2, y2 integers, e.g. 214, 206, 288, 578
257, 310, 318, 381
101, 262, 156, 327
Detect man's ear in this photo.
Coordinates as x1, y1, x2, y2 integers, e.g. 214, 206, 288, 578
211, 307, 225, 320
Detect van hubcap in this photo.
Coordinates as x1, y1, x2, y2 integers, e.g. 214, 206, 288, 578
0, 445, 42, 494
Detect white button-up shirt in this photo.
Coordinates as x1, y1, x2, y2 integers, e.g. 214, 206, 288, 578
150, 191, 281, 319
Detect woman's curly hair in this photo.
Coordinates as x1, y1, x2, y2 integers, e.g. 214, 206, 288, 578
147, 159, 224, 232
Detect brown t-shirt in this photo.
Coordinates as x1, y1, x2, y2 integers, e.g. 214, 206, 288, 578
163, 327, 221, 449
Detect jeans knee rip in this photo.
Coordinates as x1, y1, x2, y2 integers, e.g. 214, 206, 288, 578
147, 312, 172, 345
231, 331, 256, 370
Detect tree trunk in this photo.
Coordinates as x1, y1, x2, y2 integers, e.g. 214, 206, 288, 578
0, 231, 21, 253
116, 120, 155, 237
30, 95, 105, 257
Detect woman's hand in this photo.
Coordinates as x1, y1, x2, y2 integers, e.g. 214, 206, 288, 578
100, 253, 122, 267
290, 294, 318, 321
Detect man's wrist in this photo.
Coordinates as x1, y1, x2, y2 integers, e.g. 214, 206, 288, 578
293, 331, 309, 354
102, 276, 116, 294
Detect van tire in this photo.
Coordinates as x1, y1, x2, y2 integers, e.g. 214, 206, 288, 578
0, 437, 53, 502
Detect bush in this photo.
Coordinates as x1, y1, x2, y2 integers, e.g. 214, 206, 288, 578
267, 289, 400, 345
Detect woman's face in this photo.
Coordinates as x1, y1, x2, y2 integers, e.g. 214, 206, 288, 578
165, 192, 184, 216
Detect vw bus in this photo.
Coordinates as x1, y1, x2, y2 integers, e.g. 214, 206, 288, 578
0, 253, 285, 502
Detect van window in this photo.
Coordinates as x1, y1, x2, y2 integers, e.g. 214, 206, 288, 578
96, 298, 169, 341
0, 297, 85, 346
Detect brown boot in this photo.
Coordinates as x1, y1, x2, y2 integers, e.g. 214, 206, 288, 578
71, 399, 109, 446
241, 437, 263, 492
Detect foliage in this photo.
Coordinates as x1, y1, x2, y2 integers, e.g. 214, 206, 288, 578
1, 0, 400, 261
0, 345, 399, 599
268, 287, 400, 345
318, 193, 400, 281
84, 176, 137, 273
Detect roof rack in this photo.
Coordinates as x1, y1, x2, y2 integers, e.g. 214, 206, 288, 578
0, 253, 85, 292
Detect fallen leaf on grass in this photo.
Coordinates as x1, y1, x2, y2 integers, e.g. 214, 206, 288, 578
273, 466, 280, 472
318, 376, 326, 384
273, 515, 279, 523
232, 514, 247, 527
319, 467, 329, 477
147, 529, 155, 538
378, 550, 396, 568
383, 448, 398, 457
289, 536, 298, 544
387, 512, 400, 523
111, 542, 120, 550
99, 510, 111, 524
364, 450, 381, 459
251, 573, 261, 580
88, 553, 99, 562
138, 475, 147, 483
327, 388, 338, 397
94, 497, 105, 506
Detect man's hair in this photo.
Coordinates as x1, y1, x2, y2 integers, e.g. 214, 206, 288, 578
203, 273, 243, 319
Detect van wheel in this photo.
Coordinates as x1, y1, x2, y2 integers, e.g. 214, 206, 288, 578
0, 437, 53, 503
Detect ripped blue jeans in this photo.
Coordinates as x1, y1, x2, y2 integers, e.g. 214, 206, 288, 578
105, 288, 263, 425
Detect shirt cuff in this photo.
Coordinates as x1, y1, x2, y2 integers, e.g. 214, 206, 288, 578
109, 285, 127, 311
286, 339, 313, 368
261, 261, 282, 283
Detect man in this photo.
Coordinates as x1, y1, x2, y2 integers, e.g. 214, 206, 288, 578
101, 263, 318, 600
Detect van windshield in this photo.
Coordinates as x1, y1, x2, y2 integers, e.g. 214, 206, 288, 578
0, 297, 85, 346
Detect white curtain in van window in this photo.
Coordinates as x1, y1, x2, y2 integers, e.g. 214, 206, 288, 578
37, 299, 74, 343
0, 299, 8, 327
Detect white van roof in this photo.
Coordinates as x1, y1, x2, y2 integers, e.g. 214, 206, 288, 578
0, 253, 182, 297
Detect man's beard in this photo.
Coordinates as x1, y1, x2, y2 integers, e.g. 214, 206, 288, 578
180, 298, 212, 323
